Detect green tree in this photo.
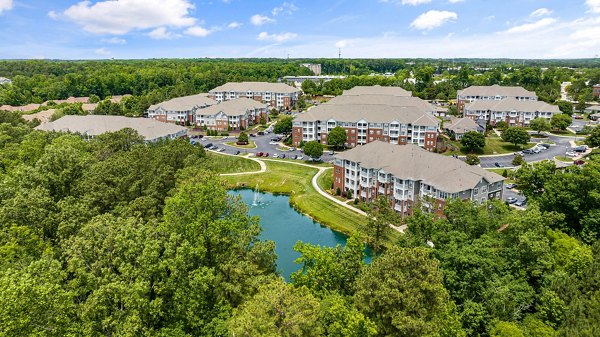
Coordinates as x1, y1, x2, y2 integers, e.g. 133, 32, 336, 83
360, 196, 399, 255
530, 117, 550, 135
460, 131, 486, 153
301, 80, 318, 96
60, 103, 85, 116
512, 154, 526, 166
495, 121, 509, 131
490, 321, 524, 337
550, 114, 572, 131
238, 131, 249, 144
303, 140, 323, 159
585, 126, 600, 148
273, 115, 293, 134
327, 126, 348, 150
515, 160, 557, 198
354, 247, 465, 336
557, 100, 573, 115
319, 294, 378, 337
466, 153, 480, 165
502, 127, 531, 147
228, 280, 322, 337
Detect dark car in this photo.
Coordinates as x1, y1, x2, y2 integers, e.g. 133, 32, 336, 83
280, 154, 286, 159
494, 162, 504, 167
522, 149, 534, 154
506, 197, 518, 204
538, 143, 550, 149
234, 150, 240, 155
204, 143, 213, 148
573, 146, 588, 153
249, 133, 256, 137
256, 152, 263, 157
515, 199, 527, 207
574, 159, 585, 165
264, 152, 269, 157
292, 155, 297, 160
257, 131, 265, 136
506, 183, 517, 189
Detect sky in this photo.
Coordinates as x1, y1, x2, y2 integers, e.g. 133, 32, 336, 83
1, 0, 600, 59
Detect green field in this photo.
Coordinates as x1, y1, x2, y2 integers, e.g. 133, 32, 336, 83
317, 168, 334, 194
202, 152, 261, 174
221, 161, 400, 243
443, 135, 536, 156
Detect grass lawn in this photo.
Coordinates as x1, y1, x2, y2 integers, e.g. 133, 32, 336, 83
443, 135, 536, 156
548, 130, 575, 136
317, 168, 334, 194
485, 168, 515, 183
202, 152, 261, 174
221, 161, 401, 244
555, 156, 573, 163
224, 141, 257, 149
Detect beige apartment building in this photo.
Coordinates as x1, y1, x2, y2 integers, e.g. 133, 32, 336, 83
147, 94, 217, 124
196, 98, 268, 131
457, 85, 538, 111
208, 82, 301, 109
463, 98, 560, 126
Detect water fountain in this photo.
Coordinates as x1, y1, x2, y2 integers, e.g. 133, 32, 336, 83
252, 184, 261, 206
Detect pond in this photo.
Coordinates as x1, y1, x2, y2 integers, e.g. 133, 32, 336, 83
229, 188, 369, 280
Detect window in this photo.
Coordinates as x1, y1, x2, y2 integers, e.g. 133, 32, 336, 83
474, 188, 479, 194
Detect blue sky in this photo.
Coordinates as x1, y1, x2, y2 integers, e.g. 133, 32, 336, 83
0, 0, 599, 59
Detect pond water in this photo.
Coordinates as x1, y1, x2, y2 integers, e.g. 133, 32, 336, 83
229, 189, 367, 280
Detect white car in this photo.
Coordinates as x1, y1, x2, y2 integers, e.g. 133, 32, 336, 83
273, 153, 279, 158
566, 151, 578, 157
269, 141, 278, 145
297, 155, 304, 160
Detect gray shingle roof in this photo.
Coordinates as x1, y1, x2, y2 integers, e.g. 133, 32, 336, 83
327, 94, 435, 114
197, 98, 267, 117
148, 94, 217, 112
294, 104, 439, 126
464, 97, 560, 113
209, 82, 301, 94
35, 115, 187, 141
445, 117, 482, 134
343, 85, 412, 97
335, 141, 504, 193
457, 85, 537, 98
586, 105, 600, 112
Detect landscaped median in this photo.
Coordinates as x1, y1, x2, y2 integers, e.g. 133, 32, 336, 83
224, 140, 257, 149
202, 152, 261, 174
443, 135, 536, 156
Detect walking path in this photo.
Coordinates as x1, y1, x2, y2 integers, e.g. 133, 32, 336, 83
213, 150, 267, 176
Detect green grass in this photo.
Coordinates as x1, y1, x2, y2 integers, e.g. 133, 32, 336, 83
202, 152, 261, 174
443, 135, 536, 156
317, 168, 334, 194
221, 161, 401, 244
485, 168, 515, 183
555, 156, 573, 163
224, 141, 257, 149
548, 130, 575, 136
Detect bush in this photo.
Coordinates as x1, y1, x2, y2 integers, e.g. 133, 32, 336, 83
512, 154, 525, 166
354, 198, 359, 205
347, 190, 353, 199
465, 154, 480, 165
502, 169, 508, 178
238, 131, 249, 144
336, 187, 341, 196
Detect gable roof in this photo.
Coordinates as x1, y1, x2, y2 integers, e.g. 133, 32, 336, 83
342, 85, 412, 97
197, 98, 267, 117
457, 85, 537, 98
464, 97, 560, 113
294, 104, 439, 126
445, 117, 483, 134
35, 115, 187, 141
326, 94, 435, 114
335, 141, 504, 193
148, 93, 217, 112
209, 82, 301, 94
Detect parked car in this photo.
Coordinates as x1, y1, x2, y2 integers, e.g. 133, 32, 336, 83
292, 155, 297, 160
494, 162, 504, 167
280, 154, 286, 159
566, 151, 578, 157
234, 150, 240, 155
297, 155, 304, 160
573, 145, 588, 153
218, 148, 226, 152
522, 149, 534, 154
538, 143, 550, 149
264, 153, 269, 157
269, 141, 278, 145
506, 197, 518, 204
256, 152, 263, 157
329, 150, 335, 155
515, 199, 527, 207
249, 133, 256, 137
506, 183, 517, 189
204, 143, 213, 148
574, 159, 585, 165
532, 147, 541, 154
257, 131, 265, 136
273, 153, 279, 158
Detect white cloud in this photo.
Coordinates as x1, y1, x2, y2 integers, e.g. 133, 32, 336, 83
272, 2, 298, 16
530, 8, 553, 17
335, 39, 352, 48
148, 27, 178, 40
250, 14, 275, 26
410, 10, 457, 30
257, 31, 297, 43
62, 0, 196, 35
587, 0, 600, 13
95, 48, 111, 57
504, 17, 556, 34
228, 21, 242, 29
448, 0, 464, 3
0, 0, 13, 15
381, 0, 432, 5
48, 10, 59, 20
101, 37, 127, 44
185, 26, 213, 37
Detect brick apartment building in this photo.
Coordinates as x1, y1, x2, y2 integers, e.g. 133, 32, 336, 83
196, 98, 268, 131
457, 85, 538, 112
333, 141, 505, 217
292, 86, 440, 150
208, 82, 301, 109
463, 98, 560, 126
147, 94, 217, 124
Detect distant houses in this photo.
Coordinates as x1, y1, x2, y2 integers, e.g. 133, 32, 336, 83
147, 94, 217, 125
463, 98, 559, 127
196, 98, 268, 131
35, 115, 187, 142
333, 141, 505, 217
456, 84, 538, 112
208, 82, 301, 109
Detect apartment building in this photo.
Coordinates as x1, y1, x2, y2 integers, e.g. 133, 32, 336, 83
594, 84, 600, 98
147, 94, 217, 124
342, 85, 412, 97
196, 98, 268, 131
301, 63, 322, 75
208, 82, 301, 109
292, 104, 439, 150
463, 98, 560, 126
444, 117, 485, 140
333, 141, 504, 217
457, 85, 538, 111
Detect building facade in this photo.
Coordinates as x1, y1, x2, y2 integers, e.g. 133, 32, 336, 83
333, 141, 505, 217
457, 85, 538, 112
301, 63, 322, 75
463, 98, 560, 127
196, 98, 268, 131
208, 82, 301, 109
594, 85, 600, 98
147, 94, 217, 124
